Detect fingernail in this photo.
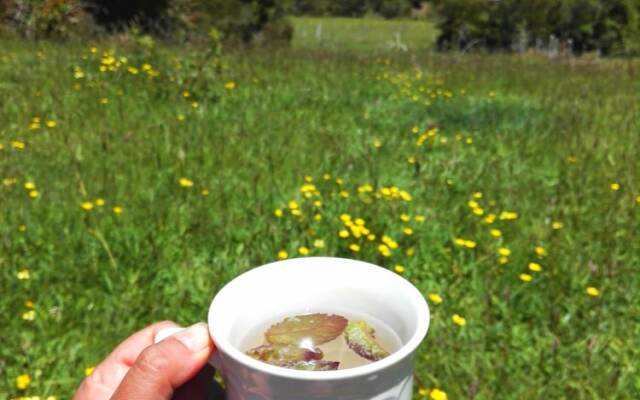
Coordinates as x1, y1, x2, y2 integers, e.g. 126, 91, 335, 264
154, 326, 185, 344
173, 322, 210, 352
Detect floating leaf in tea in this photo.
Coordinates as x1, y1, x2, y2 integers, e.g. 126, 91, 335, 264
265, 313, 348, 346
344, 320, 390, 361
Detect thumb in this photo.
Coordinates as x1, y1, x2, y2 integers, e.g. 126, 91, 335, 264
111, 322, 213, 400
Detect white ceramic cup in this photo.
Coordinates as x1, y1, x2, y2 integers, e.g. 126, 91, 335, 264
208, 256, 430, 400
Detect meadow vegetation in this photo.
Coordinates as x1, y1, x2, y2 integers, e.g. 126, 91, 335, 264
1, 17, 639, 400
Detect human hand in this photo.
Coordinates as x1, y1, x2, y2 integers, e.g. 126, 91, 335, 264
73, 321, 215, 400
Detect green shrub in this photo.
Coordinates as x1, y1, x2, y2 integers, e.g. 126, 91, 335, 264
433, 0, 640, 55
1, 0, 94, 38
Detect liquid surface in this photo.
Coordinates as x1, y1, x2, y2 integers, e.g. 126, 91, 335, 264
240, 310, 402, 370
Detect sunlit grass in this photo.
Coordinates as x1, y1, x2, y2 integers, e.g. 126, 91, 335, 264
1, 17, 639, 400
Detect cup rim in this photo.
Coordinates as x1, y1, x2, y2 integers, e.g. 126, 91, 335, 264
208, 257, 430, 381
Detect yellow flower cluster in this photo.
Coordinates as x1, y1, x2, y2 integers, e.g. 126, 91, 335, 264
379, 186, 412, 201
454, 238, 477, 249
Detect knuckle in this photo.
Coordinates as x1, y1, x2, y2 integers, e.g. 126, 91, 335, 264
136, 345, 172, 376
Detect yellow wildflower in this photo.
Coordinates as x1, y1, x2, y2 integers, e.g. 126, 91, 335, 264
498, 247, 511, 257
528, 262, 542, 272
367, 234, 376, 241
473, 192, 483, 199
84, 367, 95, 376
22, 310, 35, 320
191, 101, 199, 108
407, 156, 416, 164
411, 126, 419, 134
339, 229, 349, 239
535, 246, 547, 257
519, 273, 532, 282
24, 182, 36, 190
179, 178, 194, 188
313, 239, 325, 249
25, 300, 34, 308
224, 81, 236, 90
552, 221, 564, 230
464, 240, 477, 249
610, 182, 620, 191
112, 206, 124, 214
95, 198, 105, 206
323, 173, 331, 180
428, 293, 443, 304
46, 120, 57, 128
400, 214, 410, 222
28, 190, 39, 198
201, 189, 209, 196
12, 141, 25, 150
499, 211, 518, 220
182, 90, 191, 98
467, 200, 479, 209
415, 215, 426, 222
18, 224, 27, 232
100, 97, 109, 105
274, 208, 283, 217
313, 200, 322, 207
403, 227, 414, 236
335, 177, 344, 185
490, 229, 502, 238
16, 374, 31, 390
419, 387, 429, 396
586, 287, 600, 297
81, 201, 94, 211
378, 244, 391, 257
314, 213, 321, 221
298, 246, 310, 256
177, 114, 185, 122
277, 250, 288, 260
339, 190, 349, 198
394, 265, 405, 273
472, 207, 484, 216
291, 209, 302, 217
399, 190, 412, 201
373, 138, 382, 148
349, 243, 361, 252
288, 200, 299, 210
430, 388, 448, 400
17, 269, 31, 280
484, 213, 496, 224
452, 314, 466, 327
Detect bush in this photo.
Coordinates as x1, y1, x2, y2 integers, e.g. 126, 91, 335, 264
433, 0, 640, 55
1, 0, 94, 39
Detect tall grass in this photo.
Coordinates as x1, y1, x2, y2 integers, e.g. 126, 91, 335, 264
1, 18, 639, 399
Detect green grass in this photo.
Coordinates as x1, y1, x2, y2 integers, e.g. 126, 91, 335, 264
291, 16, 437, 51
2, 17, 640, 400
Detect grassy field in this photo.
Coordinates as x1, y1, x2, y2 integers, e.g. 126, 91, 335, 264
2, 17, 640, 400
291, 17, 437, 51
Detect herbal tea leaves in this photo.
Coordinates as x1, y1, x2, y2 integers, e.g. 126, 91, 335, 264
344, 320, 390, 361
265, 313, 348, 346
246, 344, 323, 363
246, 313, 390, 371
274, 360, 340, 371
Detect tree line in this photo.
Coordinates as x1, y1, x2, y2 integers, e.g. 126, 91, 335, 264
1, 0, 639, 55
